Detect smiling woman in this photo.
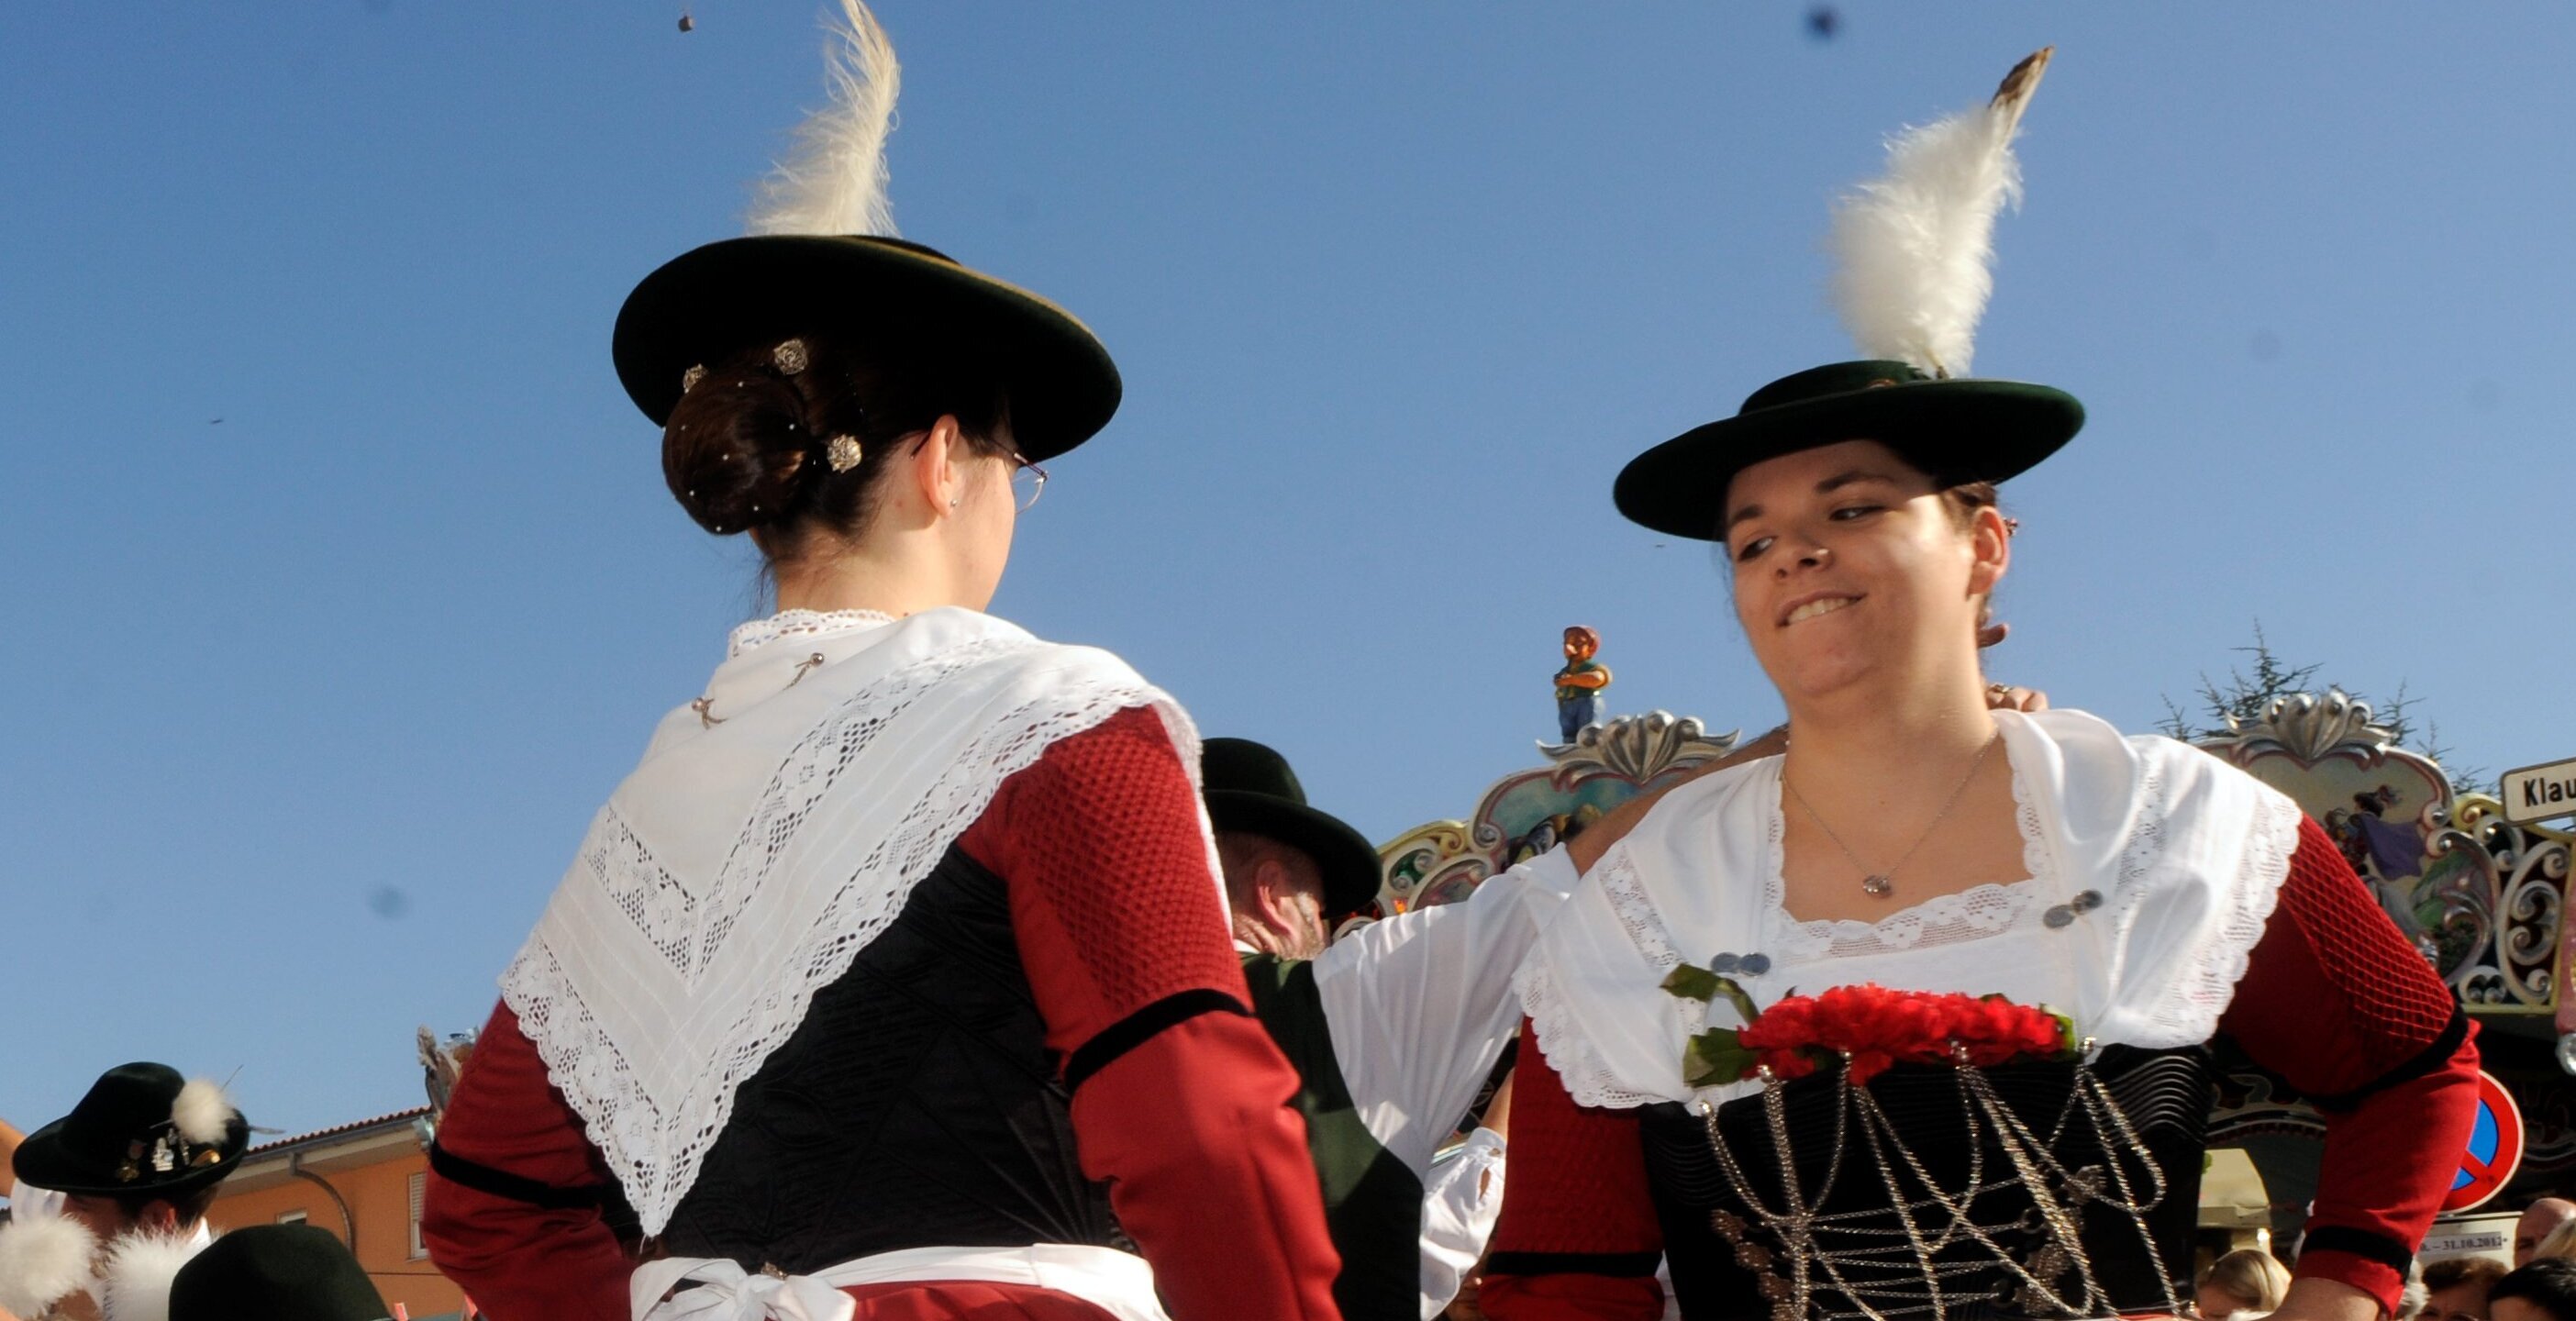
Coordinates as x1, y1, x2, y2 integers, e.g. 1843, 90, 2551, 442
1480, 50, 2481, 1321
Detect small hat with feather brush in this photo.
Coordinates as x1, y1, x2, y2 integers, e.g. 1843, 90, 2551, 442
11, 1062, 249, 1199
1616, 50, 2084, 540
612, 0, 1119, 461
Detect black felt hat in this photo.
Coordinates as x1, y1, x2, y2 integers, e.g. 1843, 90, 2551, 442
1614, 361, 2083, 540
1203, 738, 1382, 919
170, 1226, 392, 1321
612, 234, 1122, 462
11, 1062, 249, 1199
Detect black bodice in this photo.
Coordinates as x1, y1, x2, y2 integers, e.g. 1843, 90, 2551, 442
658, 844, 1126, 1271
1639, 1046, 2215, 1321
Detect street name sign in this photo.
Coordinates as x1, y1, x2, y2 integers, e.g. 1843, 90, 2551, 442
2500, 757, 2576, 825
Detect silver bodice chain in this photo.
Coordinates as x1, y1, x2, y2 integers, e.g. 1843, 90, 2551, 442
1693, 1045, 2180, 1321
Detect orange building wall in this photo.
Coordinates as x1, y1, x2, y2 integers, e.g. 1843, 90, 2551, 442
209, 1149, 468, 1319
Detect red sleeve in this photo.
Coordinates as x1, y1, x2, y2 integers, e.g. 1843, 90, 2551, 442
964, 705, 1342, 1321
1481, 1018, 1665, 1321
420, 1002, 632, 1321
2219, 816, 2480, 1314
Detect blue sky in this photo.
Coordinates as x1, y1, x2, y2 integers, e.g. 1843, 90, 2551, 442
5, 4, 2570, 1138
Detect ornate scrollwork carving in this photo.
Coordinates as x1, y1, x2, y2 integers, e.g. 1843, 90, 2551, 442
1539, 710, 1742, 783
2204, 689, 2400, 763
2200, 693, 2563, 1018
1378, 820, 1492, 913
1377, 710, 1748, 913
2452, 793, 2575, 1009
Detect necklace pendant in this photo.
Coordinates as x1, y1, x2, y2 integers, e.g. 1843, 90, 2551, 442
1860, 873, 1894, 897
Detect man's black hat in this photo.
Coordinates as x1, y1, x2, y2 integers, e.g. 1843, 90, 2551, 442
170, 1226, 391, 1321
1614, 361, 2083, 540
1203, 738, 1382, 919
612, 234, 1122, 462
12, 1062, 249, 1199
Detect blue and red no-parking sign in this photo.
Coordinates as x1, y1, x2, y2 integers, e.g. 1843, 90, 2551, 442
2443, 1071, 2526, 1213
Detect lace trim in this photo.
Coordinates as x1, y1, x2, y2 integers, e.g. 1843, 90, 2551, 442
1521, 848, 1717, 1110
2117, 779, 2303, 1047
1598, 849, 1684, 975
1516, 947, 1673, 1112
503, 635, 1188, 1234
1765, 764, 2051, 959
727, 608, 899, 658
583, 805, 699, 972
2012, 761, 2051, 882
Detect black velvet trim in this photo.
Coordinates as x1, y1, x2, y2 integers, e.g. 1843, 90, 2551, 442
1063, 990, 1248, 1092
1486, 1250, 1663, 1279
2299, 1226, 2418, 1276
2306, 1008, 2471, 1113
428, 1141, 616, 1212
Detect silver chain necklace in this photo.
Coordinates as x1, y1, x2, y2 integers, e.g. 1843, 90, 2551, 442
1783, 735, 1999, 898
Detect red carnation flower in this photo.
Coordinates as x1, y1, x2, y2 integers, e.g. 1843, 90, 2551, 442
1706, 984, 2071, 1086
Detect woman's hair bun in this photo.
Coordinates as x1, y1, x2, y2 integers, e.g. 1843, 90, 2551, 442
661, 347, 824, 535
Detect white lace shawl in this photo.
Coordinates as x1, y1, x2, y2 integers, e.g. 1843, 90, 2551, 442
1516, 708, 2304, 1110
499, 607, 1206, 1236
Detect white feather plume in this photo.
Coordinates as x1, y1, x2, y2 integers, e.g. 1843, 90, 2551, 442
98, 1229, 202, 1321
0, 1214, 100, 1317
748, 0, 903, 238
171, 1077, 235, 1147
1827, 49, 2052, 378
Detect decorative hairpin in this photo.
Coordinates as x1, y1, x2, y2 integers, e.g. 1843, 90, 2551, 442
772, 338, 810, 375
825, 435, 864, 472
680, 363, 706, 394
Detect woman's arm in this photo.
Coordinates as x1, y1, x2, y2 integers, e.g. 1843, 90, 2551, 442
1307, 849, 1575, 1177
1480, 1020, 1666, 1321
980, 706, 1344, 1321
2218, 816, 2481, 1319
420, 1003, 636, 1321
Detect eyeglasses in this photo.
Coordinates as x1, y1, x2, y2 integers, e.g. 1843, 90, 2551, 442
902, 430, 1049, 512
1008, 453, 1049, 512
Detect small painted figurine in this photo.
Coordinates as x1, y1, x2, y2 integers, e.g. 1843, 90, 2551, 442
1553, 626, 1612, 742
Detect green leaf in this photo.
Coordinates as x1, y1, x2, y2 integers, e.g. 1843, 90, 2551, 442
1711, 976, 1762, 1027
1661, 963, 1722, 1002
1662, 966, 1761, 1027
1684, 1029, 1762, 1089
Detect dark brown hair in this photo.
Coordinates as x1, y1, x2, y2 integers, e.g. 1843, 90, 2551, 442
661, 334, 1013, 565
1936, 479, 2002, 531
1938, 480, 2009, 645
2492, 1260, 2576, 1321
2424, 1258, 2508, 1294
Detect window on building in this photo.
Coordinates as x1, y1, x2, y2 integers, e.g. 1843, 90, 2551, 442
408, 1171, 427, 1260
276, 1210, 306, 1226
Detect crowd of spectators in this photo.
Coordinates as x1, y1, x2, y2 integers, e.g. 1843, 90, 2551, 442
2183, 1197, 2576, 1321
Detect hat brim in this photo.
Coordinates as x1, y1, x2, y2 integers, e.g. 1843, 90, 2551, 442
1614, 378, 2082, 540
12, 1116, 249, 1199
612, 235, 1122, 462
1207, 791, 1382, 919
